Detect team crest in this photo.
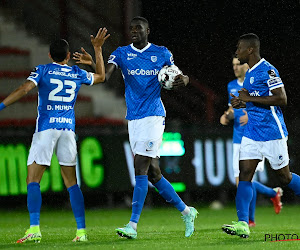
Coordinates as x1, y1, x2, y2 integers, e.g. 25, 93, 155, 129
151, 56, 157, 62
250, 77, 254, 84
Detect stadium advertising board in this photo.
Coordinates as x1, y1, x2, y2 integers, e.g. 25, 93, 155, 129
0, 126, 273, 197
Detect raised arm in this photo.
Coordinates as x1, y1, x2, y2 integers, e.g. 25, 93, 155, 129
73, 48, 117, 82
0, 80, 36, 110
91, 28, 110, 85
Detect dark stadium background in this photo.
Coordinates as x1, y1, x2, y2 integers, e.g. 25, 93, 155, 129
0, 0, 300, 208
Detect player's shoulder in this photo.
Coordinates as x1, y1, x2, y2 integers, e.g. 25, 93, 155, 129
150, 43, 169, 52
256, 59, 279, 78
228, 79, 238, 88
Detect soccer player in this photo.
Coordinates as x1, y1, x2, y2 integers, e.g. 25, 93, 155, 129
222, 33, 300, 238
220, 57, 283, 227
0, 28, 110, 243
73, 16, 198, 239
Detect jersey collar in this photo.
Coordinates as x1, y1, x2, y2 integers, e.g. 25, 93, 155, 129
249, 58, 265, 72
52, 62, 71, 68
130, 43, 151, 53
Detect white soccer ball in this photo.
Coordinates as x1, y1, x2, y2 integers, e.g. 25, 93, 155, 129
158, 65, 182, 90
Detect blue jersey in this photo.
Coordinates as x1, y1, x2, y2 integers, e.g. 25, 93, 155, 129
228, 79, 245, 144
27, 62, 94, 132
243, 58, 288, 141
108, 43, 174, 120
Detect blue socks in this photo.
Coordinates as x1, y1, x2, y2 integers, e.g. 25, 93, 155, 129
236, 181, 253, 223
130, 175, 149, 223
252, 181, 276, 197
154, 176, 186, 212
68, 184, 86, 229
27, 182, 42, 226
249, 182, 257, 222
288, 173, 300, 196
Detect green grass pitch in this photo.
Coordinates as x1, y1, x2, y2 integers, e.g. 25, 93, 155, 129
1, 205, 300, 249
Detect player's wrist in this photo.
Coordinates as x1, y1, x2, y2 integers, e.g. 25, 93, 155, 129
0, 102, 6, 111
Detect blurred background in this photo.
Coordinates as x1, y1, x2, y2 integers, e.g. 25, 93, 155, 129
0, 0, 300, 209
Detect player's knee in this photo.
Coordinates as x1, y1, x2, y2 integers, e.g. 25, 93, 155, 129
148, 173, 162, 184
278, 172, 292, 186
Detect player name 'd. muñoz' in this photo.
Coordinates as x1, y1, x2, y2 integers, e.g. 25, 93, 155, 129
47, 105, 73, 111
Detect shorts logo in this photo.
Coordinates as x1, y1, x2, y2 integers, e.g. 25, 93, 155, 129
146, 141, 154, 151
279, 155, 283, 161
151, 56, 157, 62
250, 77, 254, 84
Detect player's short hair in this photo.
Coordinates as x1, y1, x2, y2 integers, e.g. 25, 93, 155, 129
239, 33, 260, 49
50, 39, 69, 62
131, 16, 149, 27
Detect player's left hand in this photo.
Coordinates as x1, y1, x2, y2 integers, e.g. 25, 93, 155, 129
91, 28, 110, 48
73, 47, 93, 65
172, 75, 189, 88
238, 88, 251, 102
239, 109, 248, 126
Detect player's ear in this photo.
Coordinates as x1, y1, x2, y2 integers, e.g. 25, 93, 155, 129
147, 27, 150, 35
48, 52, 52, 60
248, 47, 254, 55
66, 52, 71, 61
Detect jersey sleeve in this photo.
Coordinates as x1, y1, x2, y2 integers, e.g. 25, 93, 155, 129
27, 65, 44, 86
79, 69, 94, 86
107, 47, 121, 68
265, 68, 284, 91
227, 83, 232, 106
164, 48, 174, 66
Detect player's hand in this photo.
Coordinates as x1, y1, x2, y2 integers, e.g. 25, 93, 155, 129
172, 75, 189, 88
220, 112, 229, 125
90, 27, 110, 48
72, 47, 93, 65
238, 88, 251, 102
239, 109, 248, 126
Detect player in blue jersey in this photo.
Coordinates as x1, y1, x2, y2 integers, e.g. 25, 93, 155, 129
222, 33, 300, 238
0, 28, 110, 243
73, 16, 198, 238
220, 57, 283, 227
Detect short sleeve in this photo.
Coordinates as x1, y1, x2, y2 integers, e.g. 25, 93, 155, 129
79, 69, 94, 86
265, 68, 284, 91
227, 83, 232, 106
164, 48, 174, 66
27, 65, 44, 86
108, 47, 121, 68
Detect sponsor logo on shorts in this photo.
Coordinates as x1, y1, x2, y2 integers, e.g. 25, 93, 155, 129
146, 141, 154, 151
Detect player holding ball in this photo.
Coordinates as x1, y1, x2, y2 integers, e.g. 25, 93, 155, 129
73, 16, 197, 239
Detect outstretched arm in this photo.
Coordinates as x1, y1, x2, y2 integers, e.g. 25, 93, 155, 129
91, 28, 110, 84
0, 80, 36, 110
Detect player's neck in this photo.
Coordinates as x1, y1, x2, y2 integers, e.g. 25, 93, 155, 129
248, 55, 261, 69
237, 76, 245, 83
132, 41, 149, 50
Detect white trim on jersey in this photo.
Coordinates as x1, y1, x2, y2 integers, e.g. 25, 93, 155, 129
108, 60, 118, 68
249, 58, 265, 73
130, 43, 151, 53
27, 78, 38, 86
35, 93, 40, 133
52, 62, 72, 68
270, 106, 285, 138
160, 97, 166, 116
